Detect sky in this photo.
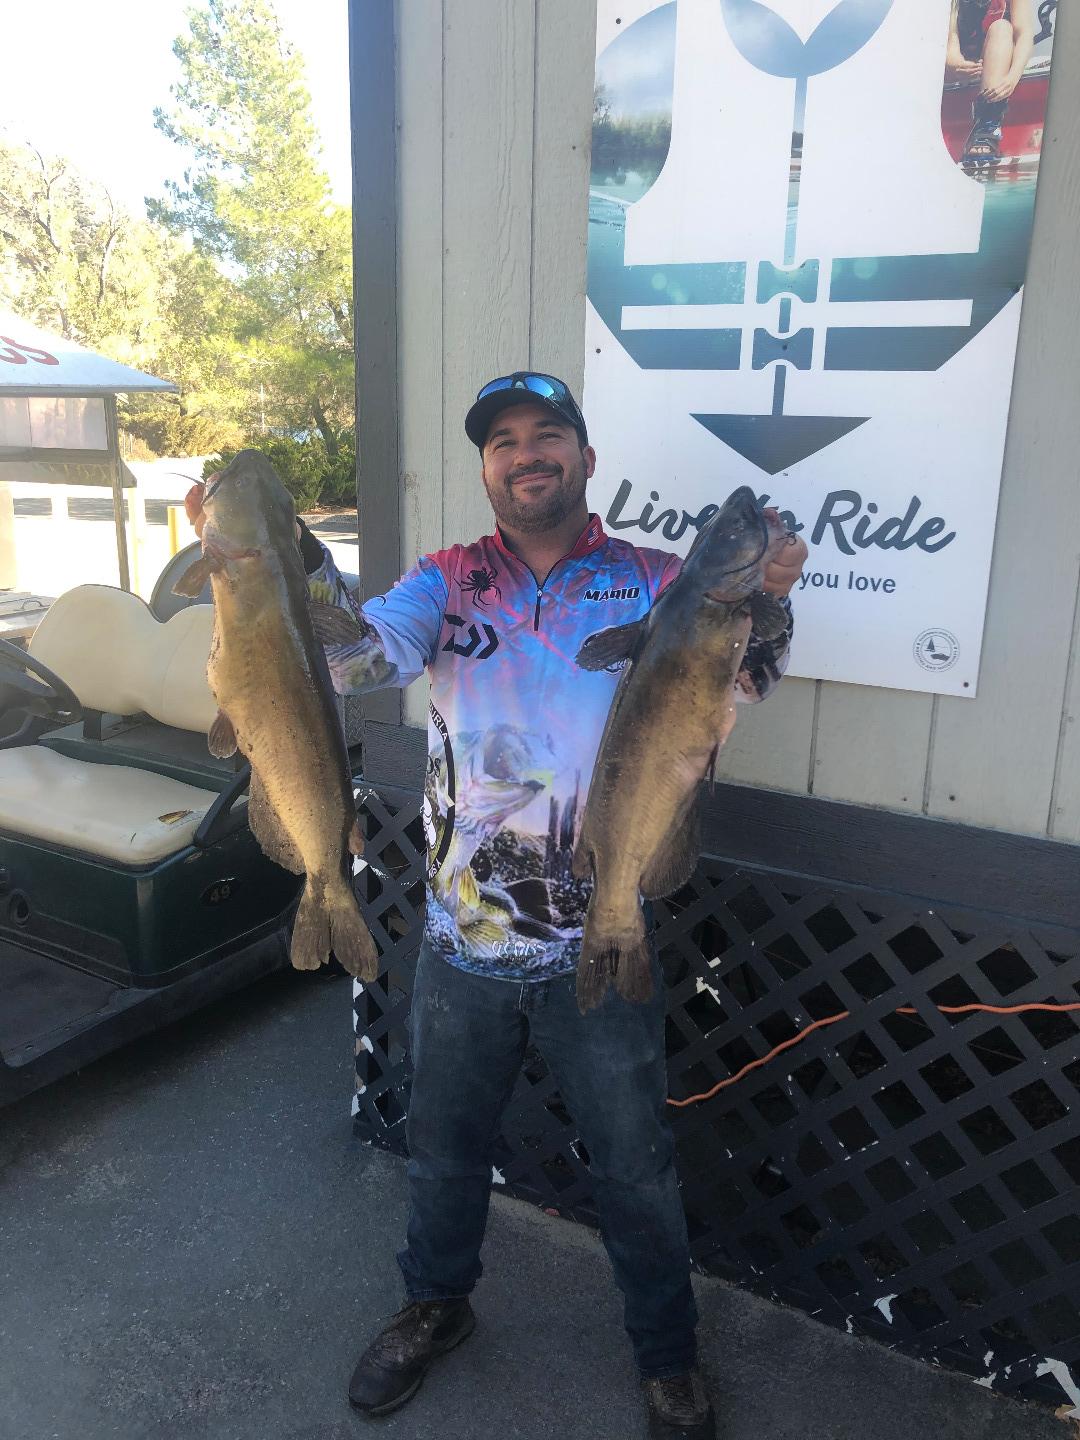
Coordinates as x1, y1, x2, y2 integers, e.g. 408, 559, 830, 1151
596, 4, 676, 120
1, 0, 352, 213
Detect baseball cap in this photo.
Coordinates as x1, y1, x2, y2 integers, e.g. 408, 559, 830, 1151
464, 371, 589, 450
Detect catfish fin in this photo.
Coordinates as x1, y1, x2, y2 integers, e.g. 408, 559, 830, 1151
172, 552, 221, 598
748, 591, 789, 641
290, 880, 329, 970
576, 907, 652, 1013
640, 803, 701, 900
571, 839, 594, 882
247, 768, 305, 875
207, 709, 238, 758
309, 602, 368, 646
575, 620, 646, 672
327, 878, 379, 980
705, 743, 719, 795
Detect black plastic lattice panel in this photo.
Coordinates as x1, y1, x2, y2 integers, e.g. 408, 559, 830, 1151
351, 784, 1080, 1415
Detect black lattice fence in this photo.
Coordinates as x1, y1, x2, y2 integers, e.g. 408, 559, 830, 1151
351, 783, 1080, 1415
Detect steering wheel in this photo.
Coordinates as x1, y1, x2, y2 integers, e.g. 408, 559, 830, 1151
0, 638, 83, 723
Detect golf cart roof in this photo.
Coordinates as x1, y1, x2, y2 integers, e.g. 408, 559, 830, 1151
0, 312, 178, 397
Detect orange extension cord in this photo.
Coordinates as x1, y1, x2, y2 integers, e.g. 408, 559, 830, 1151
666, 1000, 1080, 1109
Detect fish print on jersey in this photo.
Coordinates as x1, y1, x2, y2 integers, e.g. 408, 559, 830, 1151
307, 512, 793, 983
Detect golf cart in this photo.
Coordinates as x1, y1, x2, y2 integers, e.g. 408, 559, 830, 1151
0, 318, 363, 1104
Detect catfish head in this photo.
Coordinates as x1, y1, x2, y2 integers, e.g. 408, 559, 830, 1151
200, 448, 296, 559
682, 485, 792, 607
173, 449, 299, 599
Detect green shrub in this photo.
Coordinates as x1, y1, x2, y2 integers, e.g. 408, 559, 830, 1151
203, 434, 356, 512
126, 408, 245, 458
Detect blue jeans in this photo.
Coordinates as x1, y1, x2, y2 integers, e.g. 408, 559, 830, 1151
397, 941, 697, 1378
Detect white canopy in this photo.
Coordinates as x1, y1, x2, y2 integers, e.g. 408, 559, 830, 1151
0, 311, 177, 396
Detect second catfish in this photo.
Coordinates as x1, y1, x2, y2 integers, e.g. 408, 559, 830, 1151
573, 486, 792, 1012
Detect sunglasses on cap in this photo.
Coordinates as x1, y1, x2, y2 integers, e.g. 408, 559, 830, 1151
466, 371, 588, 448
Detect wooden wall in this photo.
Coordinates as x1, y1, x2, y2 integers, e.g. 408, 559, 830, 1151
384, 0, 1080, 844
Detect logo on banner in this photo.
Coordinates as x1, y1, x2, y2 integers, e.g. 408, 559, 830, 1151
587, 0, 1053, 476
913, 628, 960, 673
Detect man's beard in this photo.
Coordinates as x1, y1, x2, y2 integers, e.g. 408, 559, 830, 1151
484, 457, 588, 534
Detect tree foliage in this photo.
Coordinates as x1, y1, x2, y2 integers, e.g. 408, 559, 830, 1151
204, 433, 356, 511
0, 132, 250, 454
0, 134, 168, 357
0, 1, 354, 467
150, 0, 354, 455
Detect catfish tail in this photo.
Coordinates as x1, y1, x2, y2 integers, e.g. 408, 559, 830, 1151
291, 875, 379, 981
576, 899, 652, 1013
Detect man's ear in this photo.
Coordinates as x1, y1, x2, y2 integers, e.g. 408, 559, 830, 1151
583, 444, 597, 479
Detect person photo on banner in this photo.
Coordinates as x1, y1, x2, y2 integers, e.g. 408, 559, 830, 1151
945, 0, 1036, 165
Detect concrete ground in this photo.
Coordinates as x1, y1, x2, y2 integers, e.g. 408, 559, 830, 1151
0, 970, 1065, 1440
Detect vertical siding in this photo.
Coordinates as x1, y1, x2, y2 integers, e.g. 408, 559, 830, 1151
812, 685, 934, 813
1052, 572, 1080, 842
528, 0, 595, 387
441, 0, 535, 549
922, 0, 1080, 837
392, 0, 1080, 844
396, 0, 444, 728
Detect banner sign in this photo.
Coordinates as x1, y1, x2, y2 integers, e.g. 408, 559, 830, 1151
584, 0, 1059, 695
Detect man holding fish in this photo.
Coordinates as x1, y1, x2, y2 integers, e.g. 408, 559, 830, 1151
188, 373, 806, 1439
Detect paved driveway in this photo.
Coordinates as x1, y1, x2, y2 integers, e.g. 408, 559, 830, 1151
0, 970, 1064, 1439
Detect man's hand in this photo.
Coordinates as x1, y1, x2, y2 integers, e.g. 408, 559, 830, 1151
185, 480, 209, 540
763, 511, 808, 598
185, 474, 304, 545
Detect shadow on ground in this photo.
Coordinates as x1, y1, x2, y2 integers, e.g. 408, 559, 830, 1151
0, 970, 1065, 1440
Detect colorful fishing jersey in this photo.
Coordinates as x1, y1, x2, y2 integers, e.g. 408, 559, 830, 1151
310, 514, 792, 982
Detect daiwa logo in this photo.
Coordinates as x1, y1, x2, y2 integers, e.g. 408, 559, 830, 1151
584, 586, 640, 601
587, 0, 1051, 475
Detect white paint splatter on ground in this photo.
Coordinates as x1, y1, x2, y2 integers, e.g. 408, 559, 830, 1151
874, 1294, 898, 1324
491, 1167, 506, 1185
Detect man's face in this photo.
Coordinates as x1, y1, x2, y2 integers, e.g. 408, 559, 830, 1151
481, 402, 596, 534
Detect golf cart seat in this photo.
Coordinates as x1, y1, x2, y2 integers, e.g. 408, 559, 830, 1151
0, 583, 314, 1101
0, 585, 220, 865
0, 747, 220, 866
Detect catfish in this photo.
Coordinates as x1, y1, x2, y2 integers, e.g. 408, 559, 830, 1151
175, 449, 378, 979
572, 486, 792, 1011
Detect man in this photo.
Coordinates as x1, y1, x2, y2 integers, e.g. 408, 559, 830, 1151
194, 373, 806, 1439
945, 0, 1035, 164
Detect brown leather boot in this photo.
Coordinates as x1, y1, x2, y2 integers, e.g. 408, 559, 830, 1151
642, 1368, 717, 1438
347, 1298, 475, 1416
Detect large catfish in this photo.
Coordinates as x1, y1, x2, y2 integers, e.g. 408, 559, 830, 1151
572, 487, 792, 1012
174, 449, 379, 980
